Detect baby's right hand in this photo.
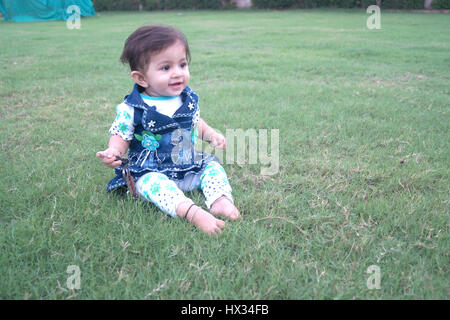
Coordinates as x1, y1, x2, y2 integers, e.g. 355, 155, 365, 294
96, 148, 123, 168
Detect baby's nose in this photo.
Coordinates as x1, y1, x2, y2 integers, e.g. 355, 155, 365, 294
172, 67, 182, 77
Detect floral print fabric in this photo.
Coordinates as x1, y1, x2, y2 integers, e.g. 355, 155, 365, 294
109, 103, 135, 141
135, 161, 232, 217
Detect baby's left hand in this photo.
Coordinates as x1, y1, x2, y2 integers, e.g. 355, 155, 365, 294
209, 132, 226, 149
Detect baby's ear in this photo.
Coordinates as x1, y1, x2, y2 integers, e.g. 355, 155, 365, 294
131, 71, 148, 88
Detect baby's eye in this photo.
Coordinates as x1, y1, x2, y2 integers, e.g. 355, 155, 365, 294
162, 65, 170, 71
180, 62, 187, 68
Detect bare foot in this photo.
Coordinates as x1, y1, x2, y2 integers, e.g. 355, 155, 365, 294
210, 196, 240, 221
177, 202, 225, 235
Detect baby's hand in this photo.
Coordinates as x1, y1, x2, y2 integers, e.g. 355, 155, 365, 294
96, 148, 122, 168
209, 132, 226, 149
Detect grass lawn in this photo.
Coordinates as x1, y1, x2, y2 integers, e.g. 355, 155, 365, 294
0, 9, 448, 300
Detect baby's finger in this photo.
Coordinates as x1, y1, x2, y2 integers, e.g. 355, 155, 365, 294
210, 137, 219, 147
217, 140, 226, 149
110, 159, 122, 168
102, 156, 119, 166
98, 151, 117, 159
213, 140, 224, 149
102, 158, 112, 166
211, 227, 222, 237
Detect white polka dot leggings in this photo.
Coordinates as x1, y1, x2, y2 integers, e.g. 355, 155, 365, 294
135, 161, 233, 218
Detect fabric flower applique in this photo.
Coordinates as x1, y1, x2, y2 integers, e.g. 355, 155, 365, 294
134, 131, 162, 151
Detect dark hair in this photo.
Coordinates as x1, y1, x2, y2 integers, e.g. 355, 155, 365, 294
120, 25, 191, 72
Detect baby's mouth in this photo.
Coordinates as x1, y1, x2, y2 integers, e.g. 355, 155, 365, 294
169, 81, 183, 88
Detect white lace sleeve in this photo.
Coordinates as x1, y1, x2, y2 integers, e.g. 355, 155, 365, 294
108, 103, 135, 141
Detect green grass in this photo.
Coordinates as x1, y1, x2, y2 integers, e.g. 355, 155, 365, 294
0, 9, 449, 299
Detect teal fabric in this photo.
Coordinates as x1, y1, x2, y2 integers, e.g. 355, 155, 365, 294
0, 0, 95, 22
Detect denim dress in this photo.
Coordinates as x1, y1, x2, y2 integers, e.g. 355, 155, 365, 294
106, 84, 218, 192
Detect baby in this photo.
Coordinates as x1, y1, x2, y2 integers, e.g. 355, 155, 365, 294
97, 25, 239, 235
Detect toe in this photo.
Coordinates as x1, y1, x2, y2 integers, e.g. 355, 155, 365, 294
216, 219, 226, 229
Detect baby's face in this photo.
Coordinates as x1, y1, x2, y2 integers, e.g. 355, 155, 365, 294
142, 40, 190, 97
